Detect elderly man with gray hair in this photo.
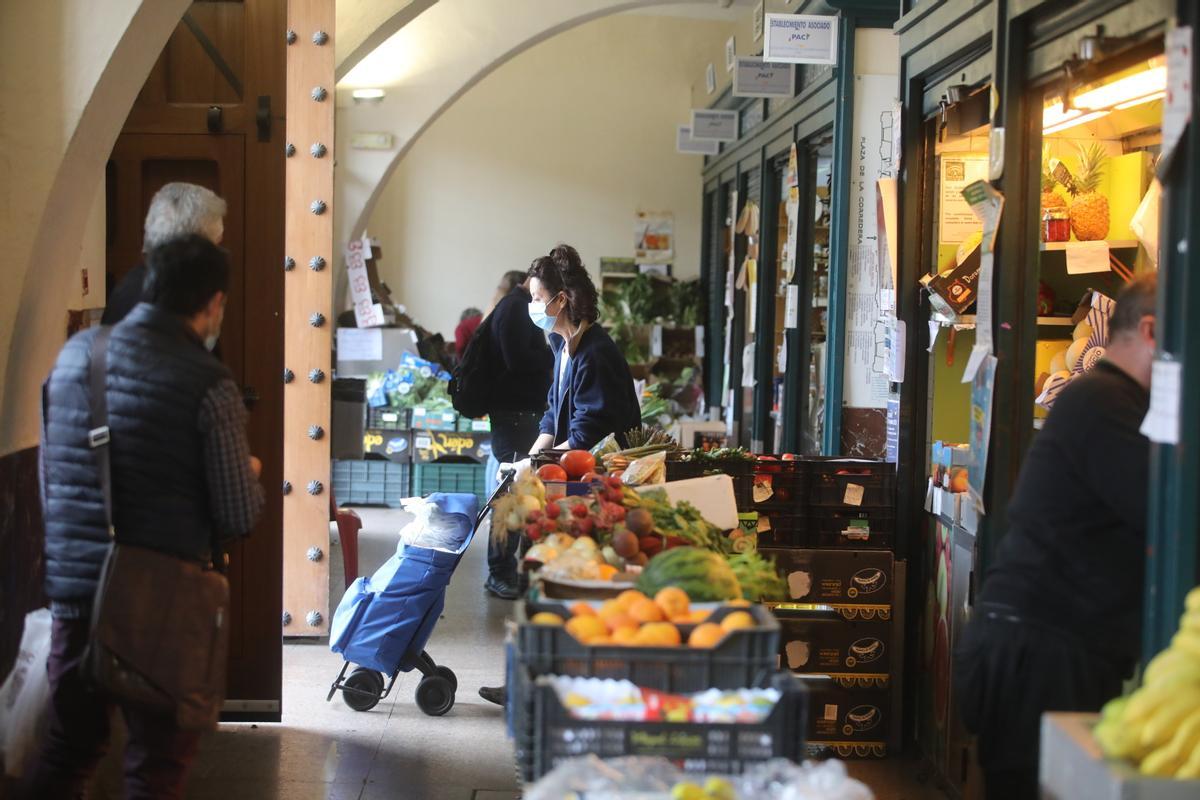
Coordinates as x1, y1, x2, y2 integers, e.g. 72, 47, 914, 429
101, 182, 227, 325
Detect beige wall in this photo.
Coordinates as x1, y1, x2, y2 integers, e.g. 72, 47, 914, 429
0, 0, 189, 456
365, 13, 734, 338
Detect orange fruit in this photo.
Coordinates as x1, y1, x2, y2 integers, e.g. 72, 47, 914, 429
687, 609, 712, 624
633, 622, 682, 647
565, 615, 608, 644
588, 635, 612, 645
629, 598, 666, 624
719, 611, 755, 632
597, 564, 618, 580
603, 612, 637, 633
654, 587, 690, 619
616, 589, 648, 611
570, 602, 597, 617
688, 622, 725, 648
726, 599, 752, 607
530, 612, 564, 626
597, 599, 625, 619
611, 625, 639, 644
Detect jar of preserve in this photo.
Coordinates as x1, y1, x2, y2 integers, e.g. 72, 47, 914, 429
1042, 208, 1070, 242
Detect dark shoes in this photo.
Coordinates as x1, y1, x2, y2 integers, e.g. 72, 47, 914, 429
485, 574, 520, 600
478, 685, 507, 706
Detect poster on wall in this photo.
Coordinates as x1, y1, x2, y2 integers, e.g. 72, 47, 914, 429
938, 155, 989, 244
843, 73, 900, 410
691, 109, 739, 141
634, 211, 674, 263
732, 56, 795, 99
676, 125, 720, 155
967, 354, 998, 512
345, 233, 385, 328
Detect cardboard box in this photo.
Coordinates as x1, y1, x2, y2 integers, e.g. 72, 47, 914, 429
335, 327, 420, 378
801, 677, 895, 752
761, 548, 894, 606
362, 429, 413, 463
777, 614, 892, 678
411, 407, 458, 431
412, 430, 491, 464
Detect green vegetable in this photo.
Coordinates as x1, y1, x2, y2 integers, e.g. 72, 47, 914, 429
626, 489, 726, 552
727, 551, 787, 602
635, 547, 743, 601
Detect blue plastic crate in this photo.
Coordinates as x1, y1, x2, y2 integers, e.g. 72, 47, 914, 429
332, 459, 411, 507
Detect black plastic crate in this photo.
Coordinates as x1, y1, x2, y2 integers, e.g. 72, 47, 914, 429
667, 458, 755, 509
331, 459, 411, 507
366, 406, 411, 431
514, 602, 779, 693
518, 670, 807, 783
798, 508, 895, 551
806, 458, 896, 509
751, 459, 807, 513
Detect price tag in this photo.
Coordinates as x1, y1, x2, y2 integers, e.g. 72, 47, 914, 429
843, 483, 865, 506
753, 479, 775, 503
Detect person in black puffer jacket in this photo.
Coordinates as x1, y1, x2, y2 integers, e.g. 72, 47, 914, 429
28, 235, 263, 799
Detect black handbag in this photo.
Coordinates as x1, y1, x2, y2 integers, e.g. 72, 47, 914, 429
82, 326, 230, 731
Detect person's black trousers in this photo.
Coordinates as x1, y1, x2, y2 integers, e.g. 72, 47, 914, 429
953, 604, 1131, 800
485, 411, 543, 581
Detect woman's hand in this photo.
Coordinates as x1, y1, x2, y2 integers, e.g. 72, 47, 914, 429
530, 433, 555, 454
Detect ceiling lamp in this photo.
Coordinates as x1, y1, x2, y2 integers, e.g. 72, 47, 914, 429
1044, 110, 1110, 135
352, 88, 386, 103
1072, 61, 1166, 111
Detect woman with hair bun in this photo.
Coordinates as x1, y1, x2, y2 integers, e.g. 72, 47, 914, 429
526, 244, 640, 452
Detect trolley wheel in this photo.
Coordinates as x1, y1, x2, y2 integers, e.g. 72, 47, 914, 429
342, 667, 384, 712
415, 674, 455, 716
435, 665, 457, 692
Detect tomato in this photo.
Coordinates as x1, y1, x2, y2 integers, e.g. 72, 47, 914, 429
537, 463, 568, 481
580, 471, 603, 484
559, 450, 597, 480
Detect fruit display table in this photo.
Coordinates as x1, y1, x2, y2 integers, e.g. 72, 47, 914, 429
1040, 713, 1200, 800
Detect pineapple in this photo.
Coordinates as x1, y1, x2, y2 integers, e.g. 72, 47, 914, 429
1067, 143, 1110, 241
1041, 145, 1067, 212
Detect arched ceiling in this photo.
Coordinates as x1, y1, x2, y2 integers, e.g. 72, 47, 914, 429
332, 0, 749, 265
335, 0, 437, 81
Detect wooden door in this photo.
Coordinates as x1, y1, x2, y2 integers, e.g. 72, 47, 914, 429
104, 0, 285, 720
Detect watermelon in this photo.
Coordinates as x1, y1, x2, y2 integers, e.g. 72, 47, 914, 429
635, 547, 742, 602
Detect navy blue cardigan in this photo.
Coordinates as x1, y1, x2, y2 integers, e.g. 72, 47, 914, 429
539, 324, 640, 451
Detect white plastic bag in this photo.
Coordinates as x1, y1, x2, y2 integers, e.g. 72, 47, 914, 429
397, 497, 469, 553
0, 608, 52, 778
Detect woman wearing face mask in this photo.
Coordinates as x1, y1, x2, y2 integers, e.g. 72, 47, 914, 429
526, 244, 641, 453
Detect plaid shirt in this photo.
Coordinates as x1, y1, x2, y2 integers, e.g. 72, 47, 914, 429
199, 378, 265, 539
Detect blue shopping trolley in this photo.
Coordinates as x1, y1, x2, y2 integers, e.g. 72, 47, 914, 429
326, 470, 514, 715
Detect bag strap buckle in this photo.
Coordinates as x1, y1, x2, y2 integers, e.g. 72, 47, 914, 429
88, 426, 110, 448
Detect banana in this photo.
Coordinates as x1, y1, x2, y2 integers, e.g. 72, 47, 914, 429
1139, 687, 1200, 751
1178, 742, 1200, 779
1100, 696, 1129, 723
1126, 679, 1198, 725
1139, 743, 1183, 777
1094, 718, 1139, 759
1182, 610, 1200, 635
1172, 629, 1200, 661
1161, 706, 1200, 765
1185, 586, 1200, 614
1145, 648, 1200, 686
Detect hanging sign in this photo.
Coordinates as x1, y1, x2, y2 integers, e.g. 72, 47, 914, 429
967, 354, 998, 512
763, 14, 838, 65
784, 284, 800, 329
1161, 27, 1192, 173
725, 36, 737, 72
1141, 357, 1182, 444
705, 63, 717, 95
676, 125, 720, 155
959, 179, 1005, 381
691, 109, 739, 141
752, 1, 765, 41
345, 234, 385, 328
786, 143, 799, 188
732, 56, 795, 99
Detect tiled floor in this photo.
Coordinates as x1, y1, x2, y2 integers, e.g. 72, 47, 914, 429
80, 507, 944, 800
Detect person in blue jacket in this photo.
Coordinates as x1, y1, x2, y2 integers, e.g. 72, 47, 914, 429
525, 244, 640, 454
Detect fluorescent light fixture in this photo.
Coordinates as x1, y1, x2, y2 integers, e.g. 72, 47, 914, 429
1042, 100, 1081, 130
1115, 90, 1166, 110
1072, 63, 1166, 111
352, 88, 386, 102
1044, 110, 1110, 135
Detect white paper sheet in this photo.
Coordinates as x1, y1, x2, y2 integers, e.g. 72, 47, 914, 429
1065, 241, 1111, 275
741, 343, 757, 388
784, 284, 799, 329
337, 328, 383, 362
1141, 358, 1182, 444
1163, 27, 1193, 169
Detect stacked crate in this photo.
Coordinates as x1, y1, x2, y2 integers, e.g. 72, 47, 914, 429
332, 404, 412, 507
750, 457, 903, 759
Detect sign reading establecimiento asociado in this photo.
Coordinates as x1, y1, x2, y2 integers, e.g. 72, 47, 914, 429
763, 13, 838, 65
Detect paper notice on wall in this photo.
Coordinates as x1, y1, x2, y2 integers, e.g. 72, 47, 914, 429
635, 211, 674, 263
877, 178, 899, 313
842, 73, 899, 410
1065, 241, 1111, 274
741, 343, 757, 388
1141, 358, 1182, 444
939, 156, 989, 244
885, 319, 905, 383
695, 325, 705, 358
650, 324, 664, 357
346, 235, 385, 328
961, 179, 1005, 359
967, 354, 998, 512
337, 327, 383, 362
784, 284, 799, 329
1162, 27, 1193, 172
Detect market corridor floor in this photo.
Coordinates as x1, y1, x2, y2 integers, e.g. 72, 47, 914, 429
82, 507, 945, 800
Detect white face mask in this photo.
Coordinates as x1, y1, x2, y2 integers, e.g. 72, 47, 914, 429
528, 295, 560, 332
205, 304, 224, 352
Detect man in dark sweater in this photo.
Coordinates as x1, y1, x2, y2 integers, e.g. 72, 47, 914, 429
483, 271, 553, 599
953, 274, 1158, 799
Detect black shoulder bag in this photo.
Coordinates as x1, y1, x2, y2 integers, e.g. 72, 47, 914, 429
449, 313, 496, 419
83, 326, 230, 731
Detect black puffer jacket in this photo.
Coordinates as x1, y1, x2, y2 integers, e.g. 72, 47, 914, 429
41, 303, 232, 602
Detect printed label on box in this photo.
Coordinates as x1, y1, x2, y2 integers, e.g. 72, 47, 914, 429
753, 479, 775, 503
824, 704, 839, 722
415, 435, 433, 449
843, 483, 865, 506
